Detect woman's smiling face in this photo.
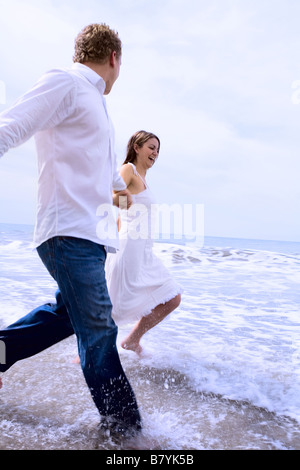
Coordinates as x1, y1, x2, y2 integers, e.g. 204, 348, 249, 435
134, 137, 160, 169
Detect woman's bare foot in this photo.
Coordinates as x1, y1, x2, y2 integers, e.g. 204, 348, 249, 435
72, 355, 80, 364
121, 338, 143, 356
119, 295, 181, 358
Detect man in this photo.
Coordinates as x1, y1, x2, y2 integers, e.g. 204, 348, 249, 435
0, 23, 141, 437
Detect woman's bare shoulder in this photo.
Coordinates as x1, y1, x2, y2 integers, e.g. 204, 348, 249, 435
120, 163, 135, 186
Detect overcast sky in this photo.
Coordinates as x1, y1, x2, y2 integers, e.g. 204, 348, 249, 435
0, 0, 300, 242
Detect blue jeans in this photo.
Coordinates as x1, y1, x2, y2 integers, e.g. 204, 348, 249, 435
0, 236, 141, 431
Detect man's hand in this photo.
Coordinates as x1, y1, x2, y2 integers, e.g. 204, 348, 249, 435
113, 189, 132, 209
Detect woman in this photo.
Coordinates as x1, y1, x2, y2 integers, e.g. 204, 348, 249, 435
106, 130, 183, 356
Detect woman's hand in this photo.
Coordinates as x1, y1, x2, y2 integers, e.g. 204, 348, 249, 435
113, 189, 132, 209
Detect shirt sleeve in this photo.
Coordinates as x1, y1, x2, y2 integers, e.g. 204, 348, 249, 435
109, 121, 127, 192
0, 68, 76, 158
112, 157, 127, 191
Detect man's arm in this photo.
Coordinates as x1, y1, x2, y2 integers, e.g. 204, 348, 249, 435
0, 69, 76, 158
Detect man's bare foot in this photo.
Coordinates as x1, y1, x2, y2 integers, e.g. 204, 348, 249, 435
121, 339, 143, 356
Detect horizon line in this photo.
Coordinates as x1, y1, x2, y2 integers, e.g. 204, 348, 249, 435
0, 221, 299, 245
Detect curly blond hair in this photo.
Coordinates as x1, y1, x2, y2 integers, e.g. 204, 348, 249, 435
73, 23, 122, 64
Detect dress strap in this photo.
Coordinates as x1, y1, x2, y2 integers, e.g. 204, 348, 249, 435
127, 162, 147, 188
127, 162, 138, 175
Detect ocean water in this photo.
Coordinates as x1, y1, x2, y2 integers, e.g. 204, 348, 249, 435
0, 222, 299, 450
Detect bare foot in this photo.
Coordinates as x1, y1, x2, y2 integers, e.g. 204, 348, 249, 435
121, 339, 143, 356
72, 355, 80, 364
0, 377, 3, 389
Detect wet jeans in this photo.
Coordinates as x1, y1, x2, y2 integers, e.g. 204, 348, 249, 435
0, 236, 141, 431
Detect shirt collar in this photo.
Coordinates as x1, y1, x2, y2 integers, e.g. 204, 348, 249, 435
71, 62, 106, 94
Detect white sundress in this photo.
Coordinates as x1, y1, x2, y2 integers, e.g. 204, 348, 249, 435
105, 163, 183, 325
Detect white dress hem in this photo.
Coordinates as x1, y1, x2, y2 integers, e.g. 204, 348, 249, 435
112, 285, 183, 325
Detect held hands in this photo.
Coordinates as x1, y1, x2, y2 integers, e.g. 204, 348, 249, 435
113, 189, 132, 209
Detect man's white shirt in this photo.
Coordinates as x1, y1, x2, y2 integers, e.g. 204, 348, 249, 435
0, 63, 126, 249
